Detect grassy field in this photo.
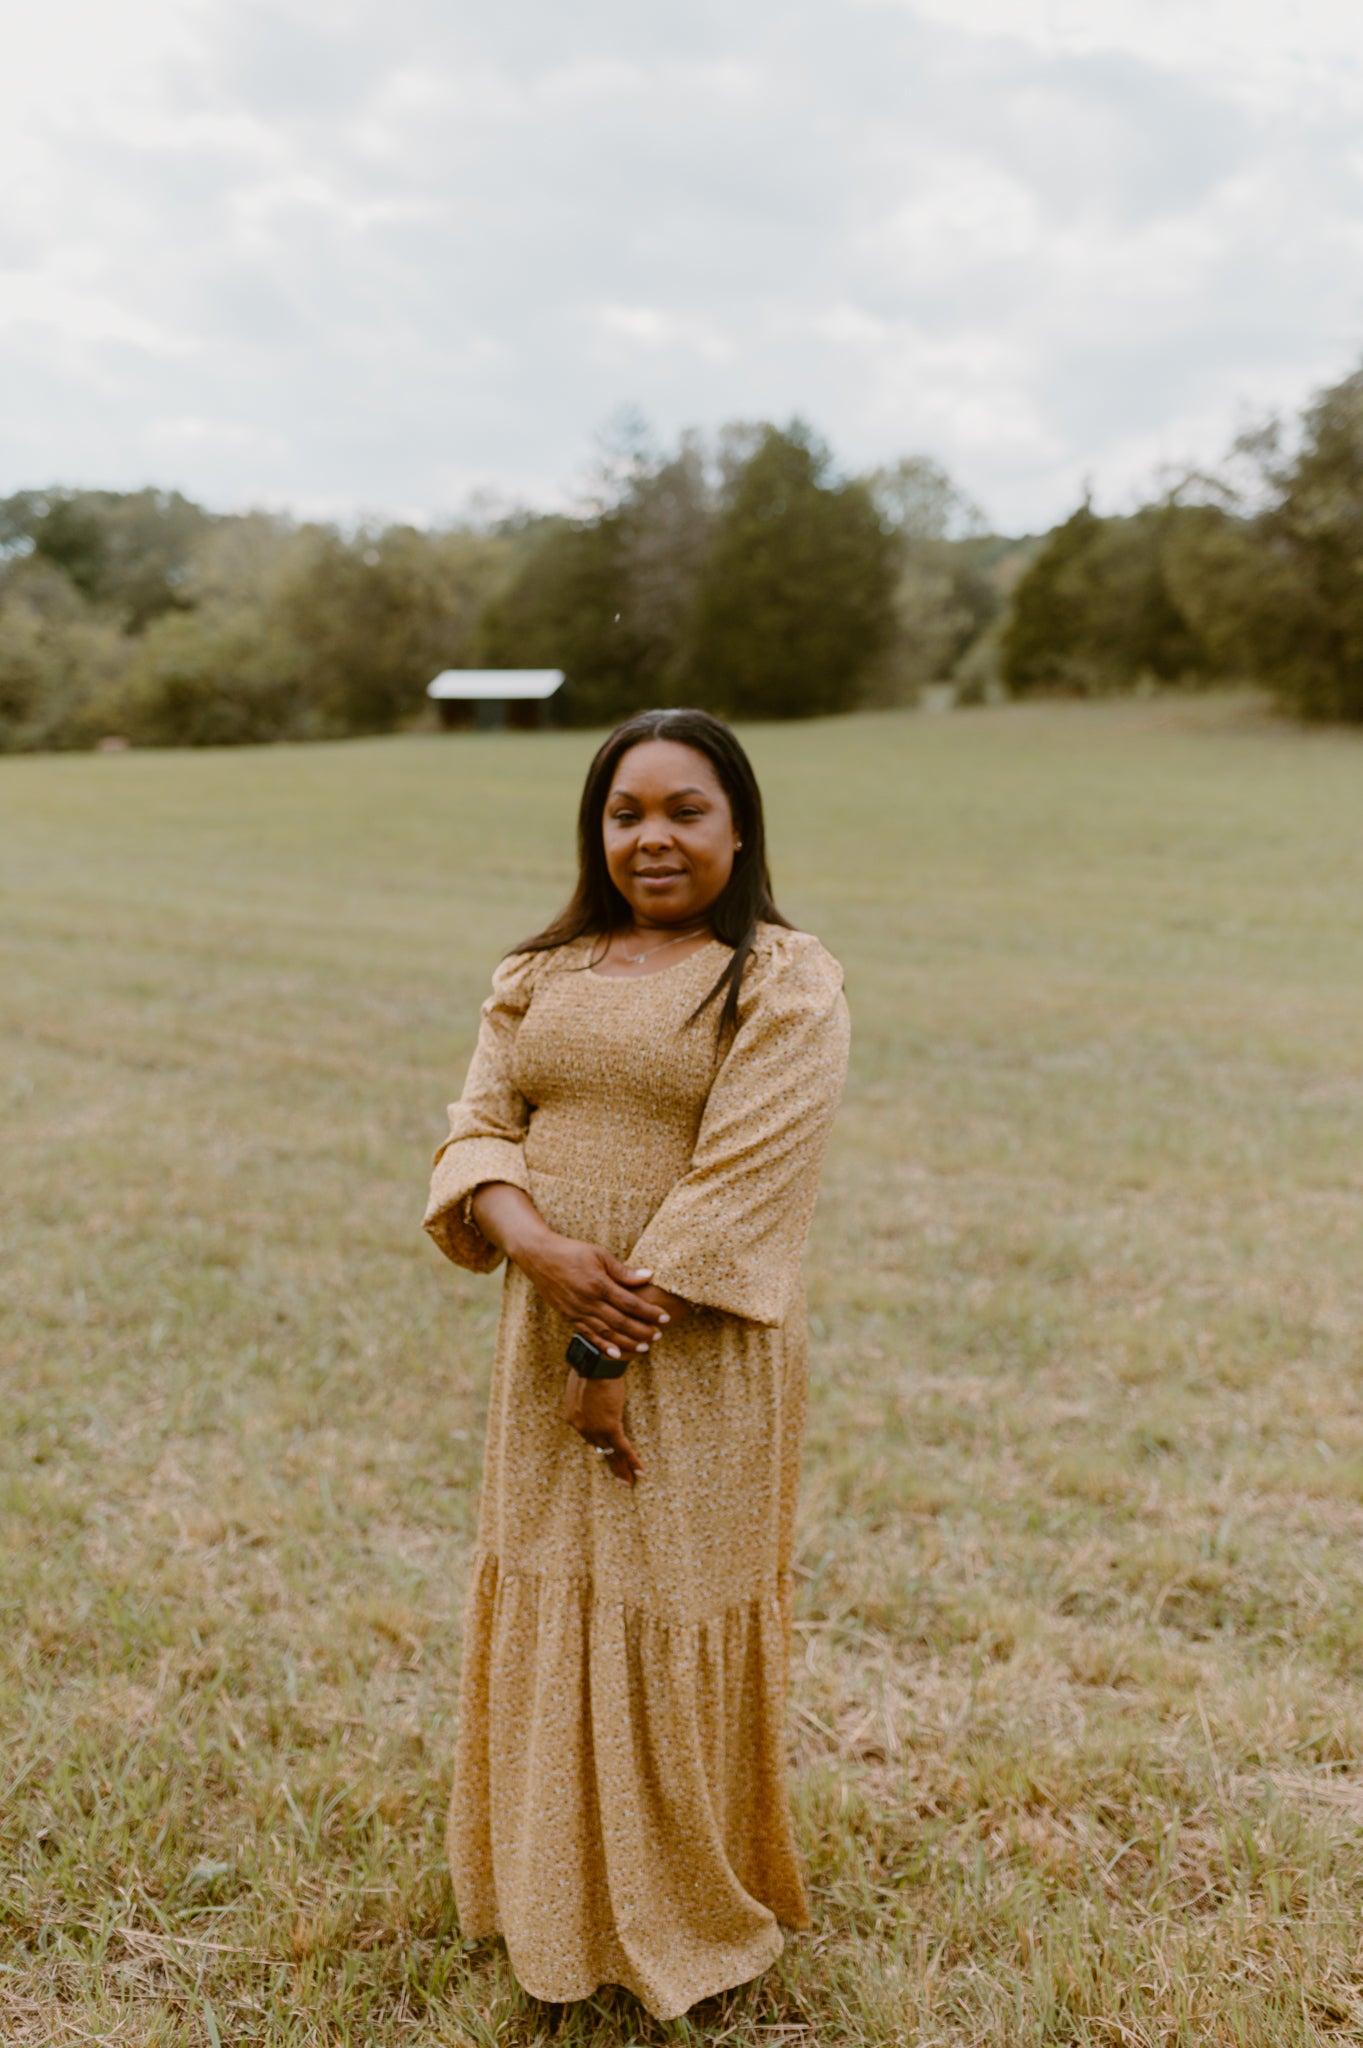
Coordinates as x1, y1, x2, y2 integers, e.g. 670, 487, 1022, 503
3, 695, 1363, 2047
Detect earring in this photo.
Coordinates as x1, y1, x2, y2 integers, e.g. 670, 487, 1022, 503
735, 839, 743, 849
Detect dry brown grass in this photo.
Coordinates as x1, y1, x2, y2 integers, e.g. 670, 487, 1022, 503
3, 695, 1363, 2043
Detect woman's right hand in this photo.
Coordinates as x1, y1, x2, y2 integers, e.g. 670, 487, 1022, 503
470, 1183, 668, 1358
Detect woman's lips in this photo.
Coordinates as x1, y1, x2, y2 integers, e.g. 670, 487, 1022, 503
636, 869, 684, 884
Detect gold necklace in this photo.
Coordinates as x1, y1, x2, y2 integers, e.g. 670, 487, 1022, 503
618, 923, 710, 966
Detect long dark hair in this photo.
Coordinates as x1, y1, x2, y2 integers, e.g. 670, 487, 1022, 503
514, 708, 792, 1035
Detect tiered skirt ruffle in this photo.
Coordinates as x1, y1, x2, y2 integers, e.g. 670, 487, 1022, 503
449, 1549, 809, 2020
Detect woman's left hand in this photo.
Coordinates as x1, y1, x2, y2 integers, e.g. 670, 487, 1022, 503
563, 1372, 642, 1485
561, 1284, 693, 1484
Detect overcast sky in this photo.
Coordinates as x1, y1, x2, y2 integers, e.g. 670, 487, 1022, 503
4, 0, 1362, 534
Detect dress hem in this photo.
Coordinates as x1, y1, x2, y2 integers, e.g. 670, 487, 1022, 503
509, 1924, 787, 2023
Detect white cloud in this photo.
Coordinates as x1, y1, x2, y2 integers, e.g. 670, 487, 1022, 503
595, 305, 734, 363
861, 163, 1042, 275
0, 0, 1361, 530
0, 269, 188, 354
892, 0, 1363, 106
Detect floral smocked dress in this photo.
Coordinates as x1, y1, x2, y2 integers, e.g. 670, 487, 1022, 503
424, 923, 849, 2019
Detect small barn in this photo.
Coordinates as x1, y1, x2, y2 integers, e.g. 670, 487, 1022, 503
427, 669, 565, 730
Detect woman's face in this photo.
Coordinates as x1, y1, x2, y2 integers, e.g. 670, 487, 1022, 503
602, 739, 741, 928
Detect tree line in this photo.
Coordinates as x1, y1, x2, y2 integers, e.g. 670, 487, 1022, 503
2, 363, 1362, 752
1003, 360, 1363, 721
0, 421, 1002, 752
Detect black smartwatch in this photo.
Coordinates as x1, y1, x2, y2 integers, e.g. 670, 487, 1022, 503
565, 1333, 629, 1380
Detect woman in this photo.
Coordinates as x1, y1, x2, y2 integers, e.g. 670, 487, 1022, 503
423, 707, 849, 2021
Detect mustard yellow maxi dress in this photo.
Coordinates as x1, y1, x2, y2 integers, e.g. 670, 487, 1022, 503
423, 924, 849, 2020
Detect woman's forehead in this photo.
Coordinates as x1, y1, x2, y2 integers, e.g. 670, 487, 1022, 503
609, 738, 725, 797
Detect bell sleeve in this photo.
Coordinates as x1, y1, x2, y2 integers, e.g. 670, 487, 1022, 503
628, 931, 850, 1326
423, 950, 539, 1272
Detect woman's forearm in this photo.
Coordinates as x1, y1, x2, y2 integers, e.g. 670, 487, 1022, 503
470, 1182, 554, 1266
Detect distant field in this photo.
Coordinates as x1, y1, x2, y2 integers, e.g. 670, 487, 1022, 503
4, 696, 1363, 2047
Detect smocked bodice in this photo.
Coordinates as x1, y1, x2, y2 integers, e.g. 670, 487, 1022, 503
512, 942, 725, 1200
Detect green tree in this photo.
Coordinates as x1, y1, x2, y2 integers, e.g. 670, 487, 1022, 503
0, 488, 212, 631
686, 423, 895, 718
1003, 501, 1206, 696
1159, 499, 1277, 679
273, 522, 512, 734
119, 515, 513, 746
475, 514, 649, 727
1003, 501, 1100, 694
0, 556, 132, 750
862, 457, 1001, 701
613, 434, 714, 706
118, 515, 322, 747
1238, 371, 1363, 720
1002, 361, 1363, 722
120, 607, 307, 748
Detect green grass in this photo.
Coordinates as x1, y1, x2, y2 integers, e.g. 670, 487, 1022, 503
3, 694, 1363, 2045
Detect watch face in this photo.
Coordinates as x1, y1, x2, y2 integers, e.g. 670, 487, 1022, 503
566, 1333, 603, 1374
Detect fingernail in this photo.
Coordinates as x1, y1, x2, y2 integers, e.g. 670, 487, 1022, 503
657, 1313, 669, 1325
632, 1269, 652, 1280
636, 1343, 648, 1353
606, 1346, 620, 1359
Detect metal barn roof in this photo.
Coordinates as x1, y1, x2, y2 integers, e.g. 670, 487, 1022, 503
427, 669, 565, 701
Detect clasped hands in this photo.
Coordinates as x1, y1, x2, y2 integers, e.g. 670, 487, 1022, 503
469, 1182, 691, 1486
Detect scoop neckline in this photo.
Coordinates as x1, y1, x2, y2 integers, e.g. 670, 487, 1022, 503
585, 935, 727, 983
